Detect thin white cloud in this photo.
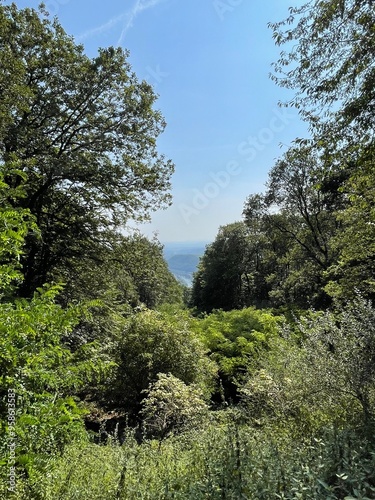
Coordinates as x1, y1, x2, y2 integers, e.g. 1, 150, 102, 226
77, 0, 166, 44
116, 0, 166, 45
76, 12, 128, 41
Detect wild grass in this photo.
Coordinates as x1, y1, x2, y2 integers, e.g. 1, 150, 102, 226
3, 418, 375, 499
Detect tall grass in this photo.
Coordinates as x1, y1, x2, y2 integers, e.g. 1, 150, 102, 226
4, 419, 375, 499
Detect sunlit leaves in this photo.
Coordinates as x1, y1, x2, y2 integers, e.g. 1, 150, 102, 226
270, 0, 375, 142
0, 3, 174, 294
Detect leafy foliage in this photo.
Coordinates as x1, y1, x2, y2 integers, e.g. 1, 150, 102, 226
141, 373, 208, 439
0, 195, 111, 481
107, 309, 217, 415
325, 145, 375, 300
190, 222, 270, 312
2, 0, 375, 497
0, 285, 114, 475
265, 0, 375, 305
0, 166, 36, 297
7, 422, 375, 499
191, 307, 281, 402
269, 0, 375, 142
61, 232, 183, 309
242, 144, 340, 308
0, 3, 174, 296
240, 297, 375, 432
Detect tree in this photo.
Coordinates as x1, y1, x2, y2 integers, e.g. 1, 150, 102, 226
269, 0, 375, 143
61, 233, 183, 309
243, 145, 339, 308
269, 0, 375, 304
0, 286, 109, 471
115, 234, 183, 309
324, 145, 375, 300
59, 232, 184, 356
0, 3, 174, 296
0, 174, 111, 480
190, 222, 260, 312
242, 194, 290, 307
0, 166, 34, 298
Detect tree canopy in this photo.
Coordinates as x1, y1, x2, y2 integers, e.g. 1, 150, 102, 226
269, 0, 375, 143
0, 3, 174, 295
190, 222, 265, 312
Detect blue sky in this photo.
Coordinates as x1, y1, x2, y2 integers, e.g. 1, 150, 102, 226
13, 0, 307, 243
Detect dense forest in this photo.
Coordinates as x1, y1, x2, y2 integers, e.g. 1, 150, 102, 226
1, 1, 374, 498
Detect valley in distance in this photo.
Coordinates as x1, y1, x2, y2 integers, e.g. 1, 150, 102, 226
163, 241, 209, 286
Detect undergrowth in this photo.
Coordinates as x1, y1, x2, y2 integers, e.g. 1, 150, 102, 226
3, 419, 375, 499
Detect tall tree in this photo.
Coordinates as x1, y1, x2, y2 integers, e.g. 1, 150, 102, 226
190, 222, 261, 313
0, 172, 110, 480
243, 145, 339, 308
270, 0, 375, 301
62, 232, 183, 309
325, 145, 375, 300
0, 3, 174, 295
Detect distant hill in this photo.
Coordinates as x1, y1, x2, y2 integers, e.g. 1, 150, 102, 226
163, 242, 208, 287
168, 254, 200, 274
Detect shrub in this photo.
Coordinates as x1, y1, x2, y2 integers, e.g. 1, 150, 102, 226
141, 373, 208, 439
190, 307, 282, 402
109, 309, 217, 415
240, 297, 375, 433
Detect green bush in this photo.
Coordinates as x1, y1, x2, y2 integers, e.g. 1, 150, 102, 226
141, 373, 208, 439
108, 309, 217, 414
0, 285, 113, 482
190, 307, 282, 401
239, 297, 375, 440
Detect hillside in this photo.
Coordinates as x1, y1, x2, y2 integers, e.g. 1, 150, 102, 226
163, 242, 208, 286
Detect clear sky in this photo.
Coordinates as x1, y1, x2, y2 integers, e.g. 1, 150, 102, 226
12, 0, 307, 243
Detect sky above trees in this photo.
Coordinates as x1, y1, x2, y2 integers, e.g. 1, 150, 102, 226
12, 0, 307, 242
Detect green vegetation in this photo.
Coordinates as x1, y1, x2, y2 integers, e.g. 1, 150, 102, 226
4, 423, 375, 499
190, 307, 282, 402
106, 309, 216, 416
1, 1, 375, 498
